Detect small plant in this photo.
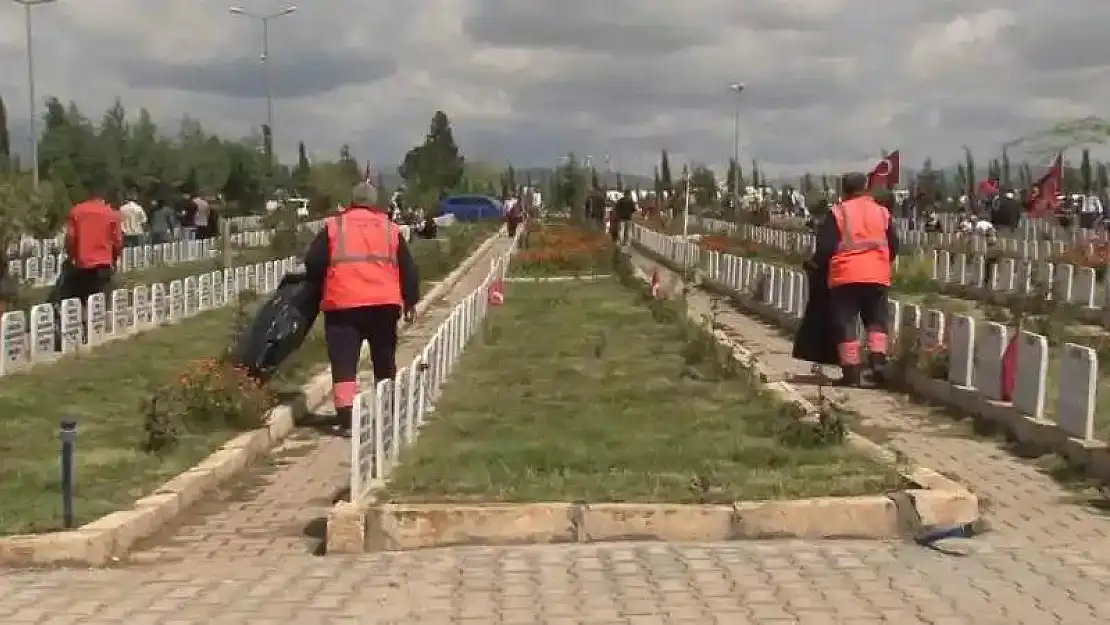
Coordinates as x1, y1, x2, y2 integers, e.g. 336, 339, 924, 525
141, 396, 181, 453
155, 357, 275, 433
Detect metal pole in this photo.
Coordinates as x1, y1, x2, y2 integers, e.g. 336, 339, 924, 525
732, 97, 740, 210
683, 167, 691, 237
262, 17, 273, 152
24, 3, 38, 189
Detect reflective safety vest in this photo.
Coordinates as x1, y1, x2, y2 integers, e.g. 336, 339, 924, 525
827, 196, 892, 288
320, 208, 403, 311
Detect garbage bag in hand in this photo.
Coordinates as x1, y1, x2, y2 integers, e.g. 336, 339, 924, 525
791, 262, 840, 366
231, 271, 320, 382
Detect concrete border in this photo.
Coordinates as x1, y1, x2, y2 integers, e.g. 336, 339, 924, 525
0, 230, 505, 568
503, 274, 612, 283
326, 247, 978, 554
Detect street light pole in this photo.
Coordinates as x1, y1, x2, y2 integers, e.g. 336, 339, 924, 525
729, 83, 745, 212
229, 5, 297, 163
12, 0, 57, 190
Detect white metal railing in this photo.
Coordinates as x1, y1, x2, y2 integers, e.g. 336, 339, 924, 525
4, 215, 268, 259
349, 229, 521, 500
0, 253, 300, 376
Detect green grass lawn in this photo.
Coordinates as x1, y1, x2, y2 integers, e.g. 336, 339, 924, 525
382, 279, 906, 504
0, 222, 498, 535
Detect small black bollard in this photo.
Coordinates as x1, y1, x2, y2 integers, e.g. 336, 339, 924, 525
60, 419, 77, 529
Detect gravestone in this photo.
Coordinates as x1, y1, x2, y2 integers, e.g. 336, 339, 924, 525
968, 256, 985, 288
199, 274, 213, 310
974, 321, 1009, 399
1013, 331, 1048, 419
1056, 343, 1097, 440
264, 261, 276, 292
59, 298, 82, 352
234, 267, 247, 293
791, 272, 805, 318
923, 309, 945, 347
1053, 263, 1074, 302
183, 277, 198, 317
87, 293, 107, 344
953, 254, 967, 284
0, 311, 27, 375
133, 285, 152, 328
29, 303, 54, 361
152, 283, 167, 324
947, 315, 975, 387
1074, 268, 1096, 308
111, 289, 130, 336
42, 254, 57, 285
169, 280, 184, 320
998, 258, 1016, 291
26, 258, 40, 285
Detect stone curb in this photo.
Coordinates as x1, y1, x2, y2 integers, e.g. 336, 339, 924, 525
0, 230, 505, 568
503, 274, 612, 283
326, 249, 978, 554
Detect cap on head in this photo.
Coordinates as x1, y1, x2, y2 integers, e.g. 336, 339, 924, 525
351, 181, 377, 205
840, 172, 868, 197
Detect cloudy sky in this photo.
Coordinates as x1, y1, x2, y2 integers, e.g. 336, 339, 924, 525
0, 0, 1107, 176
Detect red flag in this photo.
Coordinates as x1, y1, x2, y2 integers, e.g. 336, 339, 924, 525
1000, 333, 1018, 402
977, 179, 999, 197
487, 278, 504, 306
866, 150, 900, 189
650, 269, 661, 298
1026, 153, 1063, 218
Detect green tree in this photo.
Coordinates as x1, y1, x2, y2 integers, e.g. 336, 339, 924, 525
915, 158, 943, 205
292, 141, 311, 190
659, 150, 672, 195
1080, 148, 1093, 192
590, 167, 600, 190
1097, 162, 1109, 192
1000, 147, 1012, 187
750, 159, 760, 187
690, 163, 717, 206
398, 110, 465, 197
554, 153, 586, 218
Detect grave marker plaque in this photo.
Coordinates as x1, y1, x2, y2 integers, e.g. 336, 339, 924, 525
87, 292, 107, 343
1, 311, 28, 374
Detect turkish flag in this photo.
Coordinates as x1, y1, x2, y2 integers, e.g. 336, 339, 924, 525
1000, 332, 1018, 402
487, 278, 504, 306
866, 150, 900, 189
1026, 153, 1063, 218
650, 269, 661, 298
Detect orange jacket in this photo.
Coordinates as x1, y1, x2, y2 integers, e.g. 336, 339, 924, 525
65, 199, 123, 269
827, 196, 892, 288
320, 209, 403, 311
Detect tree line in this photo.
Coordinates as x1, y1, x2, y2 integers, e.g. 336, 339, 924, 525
0, 91, 511, 255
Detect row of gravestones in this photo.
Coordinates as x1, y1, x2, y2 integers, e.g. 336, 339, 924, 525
631, 224, 1102, 444
894, 214, 1095, 243
693, 217, 1110, 312
0, 256, 299, 377
929, 250, 1109, 309
5, 230, 275, 288
4, 215, 267, 259
699, 217, 1074, 261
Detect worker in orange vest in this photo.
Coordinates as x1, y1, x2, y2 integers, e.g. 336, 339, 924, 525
811, 173, 900, 386
303, 181, 420, 431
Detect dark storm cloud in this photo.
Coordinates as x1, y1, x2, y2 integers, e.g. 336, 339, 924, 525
119, 50, 398, 99
464, 0, 720, 54
1008, 17, 1110, 74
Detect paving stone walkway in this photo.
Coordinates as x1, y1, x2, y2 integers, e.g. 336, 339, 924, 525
1, 247, 1109, 624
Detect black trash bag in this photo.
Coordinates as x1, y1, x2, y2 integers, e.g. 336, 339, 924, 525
791, 262, 840, 366
230, 271, 320, 382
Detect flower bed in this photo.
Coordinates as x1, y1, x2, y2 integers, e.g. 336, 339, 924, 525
513, 221, 614, 276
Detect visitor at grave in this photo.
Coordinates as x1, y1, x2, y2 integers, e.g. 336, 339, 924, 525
61, 188, 123, 299
149, 200, 176, 244
812, 172, 899, 386
303, 181, 420, 433
120, 194, 148, 248
611, 189, 637, 242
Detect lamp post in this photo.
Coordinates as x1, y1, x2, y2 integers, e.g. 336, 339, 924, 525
228, 4, 297, 163
729, 82, 745, 211
12, 0, 57, 190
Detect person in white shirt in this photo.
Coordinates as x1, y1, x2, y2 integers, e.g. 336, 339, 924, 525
119, 196, 148, 247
